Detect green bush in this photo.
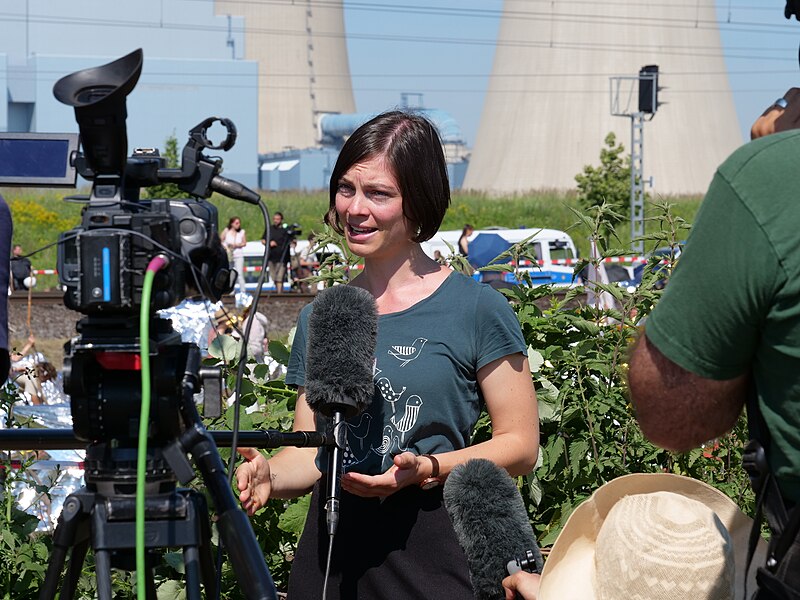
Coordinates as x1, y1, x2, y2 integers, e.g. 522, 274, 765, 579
575, 132, 633, 237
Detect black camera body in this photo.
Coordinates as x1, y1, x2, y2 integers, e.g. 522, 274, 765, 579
57, 193, 225, 315
286, 223, 302, 238
48, 49, 257, 316
44, 48, 261, 444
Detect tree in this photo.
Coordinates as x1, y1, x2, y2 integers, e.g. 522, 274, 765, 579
144, 133, 189, 199
574, 132, 632, 233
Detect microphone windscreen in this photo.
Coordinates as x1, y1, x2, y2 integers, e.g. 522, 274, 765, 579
305, 285, 377, 418
444, 458, 544, 600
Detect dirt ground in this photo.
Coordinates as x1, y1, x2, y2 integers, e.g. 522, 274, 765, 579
9, 337, 69, 370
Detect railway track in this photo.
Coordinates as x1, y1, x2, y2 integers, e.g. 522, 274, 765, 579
7, 291, 316, 341
8, 290, 316, 306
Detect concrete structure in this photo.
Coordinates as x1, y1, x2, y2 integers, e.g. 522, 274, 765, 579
464, 0, 742, 196
0, 0, 258, 187
214, 0, 356, 155
259, 108, 470, 191
0, 1, 468, 192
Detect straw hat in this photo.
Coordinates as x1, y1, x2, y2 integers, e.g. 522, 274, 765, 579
539, 473, 767, 600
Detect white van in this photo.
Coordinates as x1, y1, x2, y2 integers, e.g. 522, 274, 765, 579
421, 227, 579, 287
239, 239, 344, 292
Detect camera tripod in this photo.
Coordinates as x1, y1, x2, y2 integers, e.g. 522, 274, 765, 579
38, 317, 277, 600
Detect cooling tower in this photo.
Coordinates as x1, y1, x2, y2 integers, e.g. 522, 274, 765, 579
464, 1, 741, 196
215, 0, 355, 154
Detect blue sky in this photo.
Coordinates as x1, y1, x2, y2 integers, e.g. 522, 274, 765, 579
344, 1, 799, 146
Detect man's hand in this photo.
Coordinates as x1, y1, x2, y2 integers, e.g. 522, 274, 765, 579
502, 571, 541, 600
340, 451, 428, 498
786, 0, 800, 20
751, 88, 800, 139
236, 447, 273, 516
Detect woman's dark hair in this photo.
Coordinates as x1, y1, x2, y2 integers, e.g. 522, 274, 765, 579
325, 111, 451, 243
35, 361, 57, 383
461, 224, 473, 236
227, 216, 241, 229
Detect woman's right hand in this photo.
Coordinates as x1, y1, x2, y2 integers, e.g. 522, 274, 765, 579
236, 447, 273, 516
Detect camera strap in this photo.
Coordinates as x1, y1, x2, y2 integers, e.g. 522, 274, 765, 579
744, 380, 800, 599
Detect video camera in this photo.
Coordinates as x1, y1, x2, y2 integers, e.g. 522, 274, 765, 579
285, 223, 302, 238
0, 49, 279, 598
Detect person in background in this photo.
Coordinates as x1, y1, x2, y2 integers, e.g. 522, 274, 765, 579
30, 361, 67, 405
236, 111, 538, 599
458, 223, 474, 258
10, 244, 35, 291
241, 303, 270, 363
221, 217, 247, 295
262, 212, 290, 294
0, 195, 10, 379
295, 233, 318, 294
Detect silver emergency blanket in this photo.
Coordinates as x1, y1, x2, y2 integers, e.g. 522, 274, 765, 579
4, 403, 83, 532
4, 296, 249, 531
158, 297, 223, 354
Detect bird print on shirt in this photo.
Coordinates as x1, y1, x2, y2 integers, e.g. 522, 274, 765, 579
377, 376, 406, 417
370, 338, 429, 469
374, 424, 402, 457
388, 337, 427, 367
342, 413, 373, 466
390, 395, 423, 444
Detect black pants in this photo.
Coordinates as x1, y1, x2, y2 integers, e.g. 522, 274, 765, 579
287, 478, 473, 599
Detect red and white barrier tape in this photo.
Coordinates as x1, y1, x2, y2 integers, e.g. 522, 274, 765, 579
32, 256, 663, 276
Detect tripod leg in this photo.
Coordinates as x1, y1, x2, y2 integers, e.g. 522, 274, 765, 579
193, 491, 219, 598
178, 350, 276, 600
94, 549, 113, 600
145, 564, 158, 600
60, 538, 90, 599
39, 494, 88, 600
183, 546, 202, 600
39, 545, 69, 600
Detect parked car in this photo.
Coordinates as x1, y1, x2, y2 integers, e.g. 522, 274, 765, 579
420, 227, 580, 287
634, 243, 685, 289
605, 264, 642, 293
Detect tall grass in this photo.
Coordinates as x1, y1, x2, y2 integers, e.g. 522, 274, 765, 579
1, 186, 703, 290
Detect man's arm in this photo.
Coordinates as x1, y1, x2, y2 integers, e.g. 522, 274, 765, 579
628, 333, 748, 452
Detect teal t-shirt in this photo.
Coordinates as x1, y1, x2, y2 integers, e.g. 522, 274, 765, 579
286, 272, 527, 475
646, 129, 800, 502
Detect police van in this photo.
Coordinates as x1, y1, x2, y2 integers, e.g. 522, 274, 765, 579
421, 227, 579, 287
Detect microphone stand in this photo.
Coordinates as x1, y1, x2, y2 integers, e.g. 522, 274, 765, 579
325, 411, 347, 536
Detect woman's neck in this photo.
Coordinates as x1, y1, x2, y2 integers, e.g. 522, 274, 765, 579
352, 245, 449, 314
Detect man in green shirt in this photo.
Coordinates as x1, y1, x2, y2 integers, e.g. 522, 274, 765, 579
628, 123, 800, 598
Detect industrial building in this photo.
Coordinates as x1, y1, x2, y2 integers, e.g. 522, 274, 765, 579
0, 0, 258, 187
464, 0, 742, 196
0, 1, 468, 192
1, 1, 739, 196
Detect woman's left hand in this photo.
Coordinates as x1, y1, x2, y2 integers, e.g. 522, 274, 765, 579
340, 451, 425, 498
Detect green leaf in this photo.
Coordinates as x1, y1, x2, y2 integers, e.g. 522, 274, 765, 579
569, 439, 590, 476
208, 334, 242, 362
164, 551, 186, 574
268, 340, 291, 366
537, 398, 558, 423
278, 495, 311, 534
527, 348, 544, 373
157, 579, 186, 599
527, 475, 543, 507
